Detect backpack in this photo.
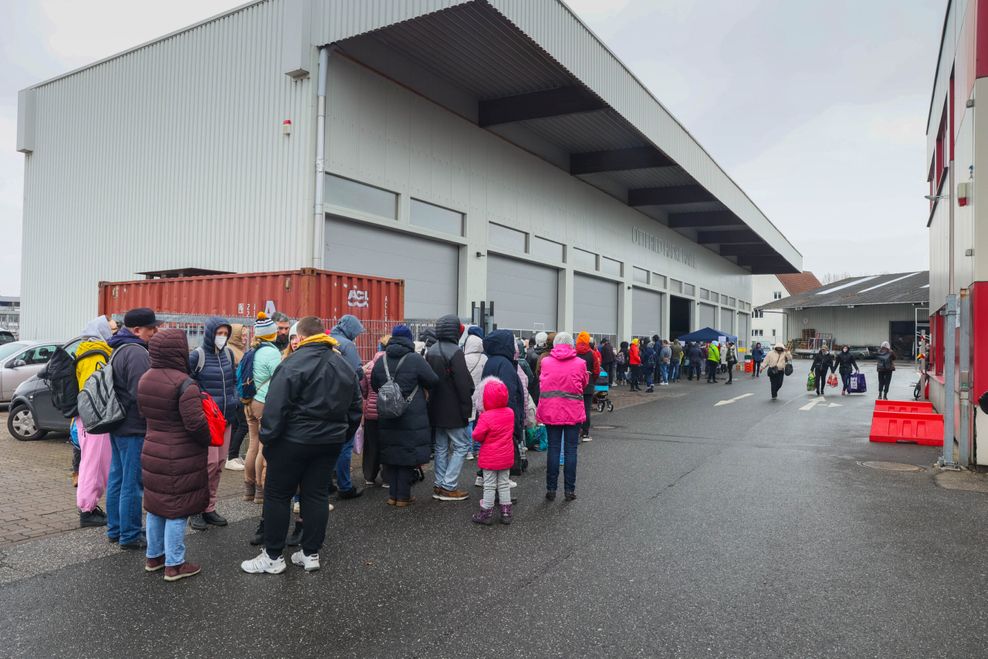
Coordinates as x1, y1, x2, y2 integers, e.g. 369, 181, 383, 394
876, 352, 893, 371
40, 337, 109, 418
77, 344, 142, 434
179, 379, 226, 446
616, 351, 626, 366
236, 343, 275, 402
377, 353, 418, 420
190, 345, 234, 377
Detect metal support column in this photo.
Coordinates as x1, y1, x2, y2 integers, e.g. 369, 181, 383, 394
940, 295, 958, 468
959, 289, 972, 465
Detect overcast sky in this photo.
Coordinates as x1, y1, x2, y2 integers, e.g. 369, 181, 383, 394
0, 0, 945, 296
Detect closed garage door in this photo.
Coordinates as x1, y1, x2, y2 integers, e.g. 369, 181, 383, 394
325, 217, 458, 320
720, 308, 734, 335
487, 255, 557, 332
574, 274, 618, 335
698, 302, 716, 329
632, 288, 662, 337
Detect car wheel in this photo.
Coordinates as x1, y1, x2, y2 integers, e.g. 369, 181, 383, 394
8, 404, 46, 441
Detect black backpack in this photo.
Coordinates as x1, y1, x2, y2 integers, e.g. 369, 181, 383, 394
41, 337, 110, 418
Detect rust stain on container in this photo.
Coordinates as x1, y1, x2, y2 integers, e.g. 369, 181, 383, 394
98, 268, 404, 322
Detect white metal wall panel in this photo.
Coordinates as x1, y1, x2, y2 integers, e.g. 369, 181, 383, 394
487, 255, 557, 331
20, 0, 312, 339
312, 0, 470, 44
631, 288, 661, 337
737, 313, 750, 349
488, 0, 801, 270
573, 274, 618, 336
698, 303, 716, 329
720, 308, 734, 335
784, 305, 920, 346
325, 218, 458, 320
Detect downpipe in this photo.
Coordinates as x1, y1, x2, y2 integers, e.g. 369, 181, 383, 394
312, 46, 330, 269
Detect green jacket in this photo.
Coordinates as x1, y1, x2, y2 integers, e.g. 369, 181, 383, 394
252, 342, 282, 404
706, 344, 720, 363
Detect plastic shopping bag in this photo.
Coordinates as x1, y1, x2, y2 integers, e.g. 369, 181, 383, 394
354, 425, 364, 455
827, 373, 839, 388
806, 371, 816, 392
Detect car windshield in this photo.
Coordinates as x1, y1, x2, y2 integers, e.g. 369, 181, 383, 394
0, 341, 30, 362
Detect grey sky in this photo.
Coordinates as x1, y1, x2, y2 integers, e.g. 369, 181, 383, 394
0, 0, 945, 296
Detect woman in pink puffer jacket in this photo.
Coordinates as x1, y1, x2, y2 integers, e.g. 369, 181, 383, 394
536, 332, 589, 501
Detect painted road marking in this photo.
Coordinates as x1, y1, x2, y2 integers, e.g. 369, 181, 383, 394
714, 393, 754, 407
800, 397, 844, 411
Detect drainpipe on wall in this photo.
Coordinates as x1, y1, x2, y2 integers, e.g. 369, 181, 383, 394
312, 45, 330, 269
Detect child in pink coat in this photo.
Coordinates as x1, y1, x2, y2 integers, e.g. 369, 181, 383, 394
471, 377, 516, 525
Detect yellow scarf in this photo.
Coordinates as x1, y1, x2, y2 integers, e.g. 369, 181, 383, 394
298, 333, 339, 348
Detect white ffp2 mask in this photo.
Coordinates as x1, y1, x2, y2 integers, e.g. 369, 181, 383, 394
215, 335, 228, 350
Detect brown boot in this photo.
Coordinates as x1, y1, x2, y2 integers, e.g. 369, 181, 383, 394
243, 481, 255, 502
253, 485, 264, 505
71, 472, 79, 488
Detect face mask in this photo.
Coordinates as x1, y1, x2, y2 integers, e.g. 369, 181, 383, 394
215, 335, 228, 350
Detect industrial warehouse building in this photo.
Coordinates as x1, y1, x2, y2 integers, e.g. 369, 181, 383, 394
16, 0, 800, 342
757, 272, 929, 358
750, 272, 821, 347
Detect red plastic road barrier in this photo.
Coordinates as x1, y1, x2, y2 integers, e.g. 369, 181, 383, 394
874, 400, 935, 414
869, 409, 944, 446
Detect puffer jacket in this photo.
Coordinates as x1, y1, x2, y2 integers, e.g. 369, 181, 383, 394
426, 314, 474, 428
107, 328, 151, 436
811, 350, 835, 373
687, 343, 703, 364
481, 330, 525, 431
576, 343, 597, 395
137, 329, 211, 519
834, 350, 859, 372
537, 343, 589, 426
360, 351, 386, 420
251, 341, 282, 404
629, 342, 641, 366
764, 345, 792, 372
330, 314, 365, 375
463, 334, 488, 420
473, 377, 516, 471
190, 316, 238, 420
371, 336, 438, 466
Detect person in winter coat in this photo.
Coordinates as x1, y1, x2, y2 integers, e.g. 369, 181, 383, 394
329, 315, 366, 500
617, 341, 629, 385
418, 328, 438, 356
244, 312, 283, 506
471, 377, 517, 525
360, 336, 390, 485
659, 340, 673, 386
463, 327, 488, 460
687, 342, 703, 381
107, 307, 159, 550
810, 345, 835, 396
750, 342, 766, 378
537, 332, 589, 501
706, 341, 721, 383
640, 340, 656, 392
281, 322, 300, 359
241, 317, 363, 575
628, 338, 642, 391
525, 338, 539, 375
482, 330, 526, 469
834, 345, 860, 396
876, 341, 896, 400
137, 329, 211, 581
724, 342, 739, 385
75, 316, 115, 528
599, 338, 616, 387
426, 314, 475, 501
225, 323, 249, 471
529, 331, 550, 401
535, 331, 557, 378
764, 343, 793, 400
186, 316, 237, 530
575, 332, 600, 440
670, 340, 684, 383
372, 325, 439, 506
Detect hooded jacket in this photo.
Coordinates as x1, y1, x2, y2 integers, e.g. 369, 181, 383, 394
463, 334, 488, 420
228, 323, 246, 365
575, 333, 600, 395
76, 317, 113, 392
811, 350, 835, 373
137, 330, 210, 519
600, 340, 616, 366
763, 344, 792, 372
834, 349, 859, 372
671, 341, 684, 364
751, 345, 766, 362
330, 314, 365, 376
629, 341, 641, 366
251, 340, 282, 404
371, 335, 438, 465
261, 335, 362, 447
472, 377, 516, 471
361, 349, 386, 420
108, 327, 151, 436
426, 314, 474, 428
687, 343, 703, 364
537, 343, 589, 426
706, 343, 721, 364
190, 316, 238, 420
481, 330, 525, 431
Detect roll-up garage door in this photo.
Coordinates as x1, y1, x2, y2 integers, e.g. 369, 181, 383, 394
720, 308, 734, 335
632, 288, 662, 337
325, 218, 458, 320
573, 274, 618, 335
698, 302, 717, 329
487, 255, 557, 332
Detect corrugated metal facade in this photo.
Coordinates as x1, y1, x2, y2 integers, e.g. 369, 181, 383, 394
311, 0, 469, 43
784, 305, 920, 346
20, 0, 314, 338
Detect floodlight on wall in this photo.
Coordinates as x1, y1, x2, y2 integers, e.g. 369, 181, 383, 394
924, 193, 949, 201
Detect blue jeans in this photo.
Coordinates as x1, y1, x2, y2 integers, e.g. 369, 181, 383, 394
670, 362, 680, 382
146, 512, 187, 566
659, 363, 669, 384
107, 434, 145, 544
335, 435, 355, 492
645, 369, 654, 387
546, 424, 580, 493
433, 426, 471, 491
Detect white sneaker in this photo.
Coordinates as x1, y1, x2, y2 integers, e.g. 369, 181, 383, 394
328, 503, 335, 512
225, 458, 245, 471
292, 501, 300, 515
475, 475, 484, 487
582, 435, 593, 443
466, 452, 475, 461
241, 551, 287, 574
291, 550, 320, 572
509, 479, 518, 488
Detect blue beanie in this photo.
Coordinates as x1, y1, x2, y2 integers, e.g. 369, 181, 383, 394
391, 324, 414, 341
467, 325, 485, 339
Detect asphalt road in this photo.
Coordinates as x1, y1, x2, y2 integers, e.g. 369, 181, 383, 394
2, 361, 987, 658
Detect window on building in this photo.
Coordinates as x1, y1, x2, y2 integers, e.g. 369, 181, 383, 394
411, 199, 464, 236
753, 329, 763, 337
326, 174, 398, 220
669, 279, 683, 294
633, 267, 650, 284
570, 247, 597, 270
683, 283, 695, 296
753, 310, 764, 319
773, 291, 783, 300
488, 223, 526, 252
531, 236, 564, 262
600, 256, 622, 276
699, 288, 710, 301
653, 273, 667, 289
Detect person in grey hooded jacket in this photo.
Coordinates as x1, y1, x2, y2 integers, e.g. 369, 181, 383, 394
329, 314, 365, 500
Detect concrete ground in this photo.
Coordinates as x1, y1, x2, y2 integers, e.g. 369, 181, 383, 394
2, 361, 988, 657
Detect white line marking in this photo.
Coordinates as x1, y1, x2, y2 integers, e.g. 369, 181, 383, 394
714, 393, 754, 407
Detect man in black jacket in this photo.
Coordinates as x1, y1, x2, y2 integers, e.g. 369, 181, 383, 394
241, 316, 362, 575
427, 314, 475, 501
599, 338, 616, 387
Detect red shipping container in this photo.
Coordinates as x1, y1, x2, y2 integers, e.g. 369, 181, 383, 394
98, 269, 403, 322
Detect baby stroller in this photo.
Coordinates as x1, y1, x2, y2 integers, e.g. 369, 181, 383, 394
594, 369, 615, 413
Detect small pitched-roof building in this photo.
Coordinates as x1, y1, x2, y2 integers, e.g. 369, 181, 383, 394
757, 271, 929, 357
750, 272, 822, 348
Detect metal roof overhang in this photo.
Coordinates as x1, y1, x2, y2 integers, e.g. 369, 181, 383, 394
332, 1, 799, 275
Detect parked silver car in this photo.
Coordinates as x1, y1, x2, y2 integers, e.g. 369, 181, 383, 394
0, 340, 61, 403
